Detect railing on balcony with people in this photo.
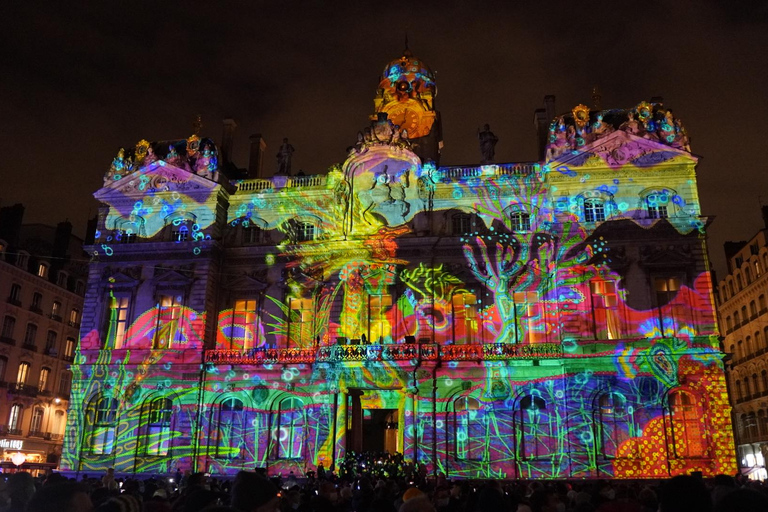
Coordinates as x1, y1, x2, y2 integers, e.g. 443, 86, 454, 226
204, 341, 563, 365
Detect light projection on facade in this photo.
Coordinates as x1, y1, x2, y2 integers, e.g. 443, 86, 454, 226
62, 52, 736, 479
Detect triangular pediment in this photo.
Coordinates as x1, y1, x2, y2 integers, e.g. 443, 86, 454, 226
107, 271, 140, 287
153, 269, 194, 287
224, 273, 268, 291
547, 130, 697, 170
95, 161, 219, 201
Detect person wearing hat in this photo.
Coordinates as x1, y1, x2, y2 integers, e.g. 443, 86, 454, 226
230, 471, 281, 512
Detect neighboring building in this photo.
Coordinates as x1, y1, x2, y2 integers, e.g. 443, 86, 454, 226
61, 50, 736, 479
717, 209, 768, 480
0, 204, 87, 473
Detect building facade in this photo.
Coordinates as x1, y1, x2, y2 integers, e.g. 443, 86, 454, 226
717, 211, 768, 480
62, 52, 736, 479
0, 205, 87, 473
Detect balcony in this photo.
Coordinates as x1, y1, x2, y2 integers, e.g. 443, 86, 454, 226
204, 342, 564, 365
49, 314, 62, 322
29, 305, 42, 315
22, 343, 37, 352
7, 383, 39, 397
7, 428, 23, 436
45, 433, 63, 441
6, 297, 22, 307
27, 430, 45, 438
44, 347, 58, 357
68, 321, 81, 329
62, 354, 75, 363
0, 336, 16, 346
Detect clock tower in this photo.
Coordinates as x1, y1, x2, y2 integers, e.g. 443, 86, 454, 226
373, 48, 443, 165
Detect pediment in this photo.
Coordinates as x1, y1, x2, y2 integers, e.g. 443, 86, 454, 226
639, 243, 694, 268
106, 271, 140, 287
95, 161, 218, 201
224, 273, 268, 291
153, 269, 194, 287
547, 130, 697, 170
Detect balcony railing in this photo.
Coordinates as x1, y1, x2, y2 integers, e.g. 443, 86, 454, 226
45, 433, 63, 441
49, 314, 62, 322
29, 305, 42, 315
22, 343, 37, 352
6, 297, 22, 307
68, 321, 81, 329
28, 430, 45, 438
0, 336, 16, 346
7, 428, 23, 436
204, 342, 564, 365
7, 383, 39, 396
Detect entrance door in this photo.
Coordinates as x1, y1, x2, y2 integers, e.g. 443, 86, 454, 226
362, 409, 398, 453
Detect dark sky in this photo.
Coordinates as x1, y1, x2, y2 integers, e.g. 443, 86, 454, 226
2, 1, 767, 277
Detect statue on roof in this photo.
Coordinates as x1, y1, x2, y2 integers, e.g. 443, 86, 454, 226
276, 138, 295, 175
478, 124, 499, 164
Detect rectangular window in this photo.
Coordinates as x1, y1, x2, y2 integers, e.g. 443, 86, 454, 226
655, 276, 685, 335
51, 301, 62, 320
230, 299, 258, 349
154, 295, 182, 349
31, 292, 42, 311
452, 215, 472, 235
591, 280, 621, 339
45, 330, 57, 355
37, 264, 48, 278
297, 223, 315, 242
513, 291, 543, 343
38, 368, 50, 392
243, 225, 263, 245
16, 362, 30, 386
288, 298, 313, 348
59, 371, 72, 396
23, 323, 37, 347
9, 283, 21, 302
64, 337, 76, 360
2, 316, 16, 339
368, 294, 393, 344
452, 292, 478, 344
584, 199, 606, 223
121, 232, 137, 244
171, 229, 189, 242
108, 296, 130, 348
30, 407, 44, 433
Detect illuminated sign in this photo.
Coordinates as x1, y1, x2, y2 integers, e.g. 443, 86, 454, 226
0, 439, 23, 450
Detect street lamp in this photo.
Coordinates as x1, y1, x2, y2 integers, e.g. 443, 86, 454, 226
11, 452, 26, 466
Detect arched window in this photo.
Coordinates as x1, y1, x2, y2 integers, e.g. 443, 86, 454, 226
216, 397, 246, 459
154, 295, 183, 349
0, 356, 6, 381
38, 367, 51, 392
144, 397, 173, 456
29, 406, 44, 435
751, 301, 758, 318
737, 274, 744, 291
87, 395, 118, 454
762, 370, 768, 393
669, 391, 706, 458
452, 291, 479, 345
760, 295, 767, 312
747, 336, 753, 355
518, 395, 553, 459
737, 340, 743, 359
729, 281, 735, 297
597, 392, 633, 459
16, 362, 30, 388
584, 198, 606, 223
745, 377, 752, 397
759, 410, 768, 437
756, 331, 763, 351
288, 298, 313, 348
276, 398, 304, 459
746, 267, 753, 284
644, 189, 671, 219
742, 306, 748, 322
734, 310, 741, 326
726, 316, 732, 331
736, 380, 743, 401
753, 373, 760, 394
454, 396, 482, 460
8, 404, 23, 434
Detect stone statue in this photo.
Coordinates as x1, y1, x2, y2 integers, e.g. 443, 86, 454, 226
478, 124, 499, 164
276, 138, 295, 175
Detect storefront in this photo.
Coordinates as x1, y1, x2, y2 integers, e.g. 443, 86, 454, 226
0, 438, 56, 477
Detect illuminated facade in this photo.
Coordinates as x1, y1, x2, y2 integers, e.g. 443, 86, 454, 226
62, 51, 736, 479
0, 205, 86, 472
717, 212, 768, 480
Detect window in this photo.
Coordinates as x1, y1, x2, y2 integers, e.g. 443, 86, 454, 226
735, 311, 741, 326
452, 214, 472, 235
37, 263, 48, 278
510, 211, 531, 232
669, 391, 706, 457
31, 292, 42, 311
737, 274, 744, 291
729, 281, 735, 297
171, 227, 189, 242
513, 291, 543, 343
120, 232, 137, 244
654, 276, 685, 334
597, 392, 633, 458
38, 367, 50, 392
368, 294, 393, 344
277, 398, 304, 459
107, 295, 130, 348
216, 398, 245, 459
30, 407, 44, 434
88, 395, 118, 455
64, 337, 76, 360
519, 395, 553, 459
756, 260, 762, 278
760, 295, 767, 312
154, 295, 182, 349
751, 301, 758, 318
288, 298, 313, 348
58, 371, 72, 397
746, 267, 753, 285
23, 323, 37, 347
756, 331, 763, 351
243, 225, 263, 245
591, 280, 621, 340
53, 410, 65, 435
16, 362, 30, 387
144, 397, 173, 456
736, 380, 743, 401
584, 199, 606, 223
726, 316, 732, 331
69, 308, 80, 326
57, 271, 68, 287
745, 377, 751, 397
737, 340, 743, 359
75, 281, 85, 295
762, 370, 768, 394
0, 356, 6, 381
223, 299, 258, 350
51, 300, 61, 319
8, 404, 23, 432
296, 222, 315, 242
452, 292, 479, 345
16, 252, 28, 270
9, 283, 21, 303
454, 396, 482, 460
2, 315, 16, 339
754, 373, 760, 394
645, 191, 670, 219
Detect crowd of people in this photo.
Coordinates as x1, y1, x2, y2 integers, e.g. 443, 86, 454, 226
1, 452, 768, 512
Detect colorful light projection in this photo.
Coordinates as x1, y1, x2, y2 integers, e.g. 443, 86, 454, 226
62, 104, 735, 479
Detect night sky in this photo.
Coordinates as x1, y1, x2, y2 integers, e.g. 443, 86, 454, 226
3, 1, 767, 277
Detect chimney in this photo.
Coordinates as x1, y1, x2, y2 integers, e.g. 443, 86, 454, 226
221, 119, 237, 164
248, 134, 267, 179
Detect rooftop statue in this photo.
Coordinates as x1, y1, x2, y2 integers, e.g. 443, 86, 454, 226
478, 124, 499, 164
276, 138, 295, 175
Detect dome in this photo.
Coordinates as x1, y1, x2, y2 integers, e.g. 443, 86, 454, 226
379, 49, 436, 93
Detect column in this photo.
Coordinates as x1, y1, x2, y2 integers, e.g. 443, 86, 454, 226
348, 389, 364, 453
